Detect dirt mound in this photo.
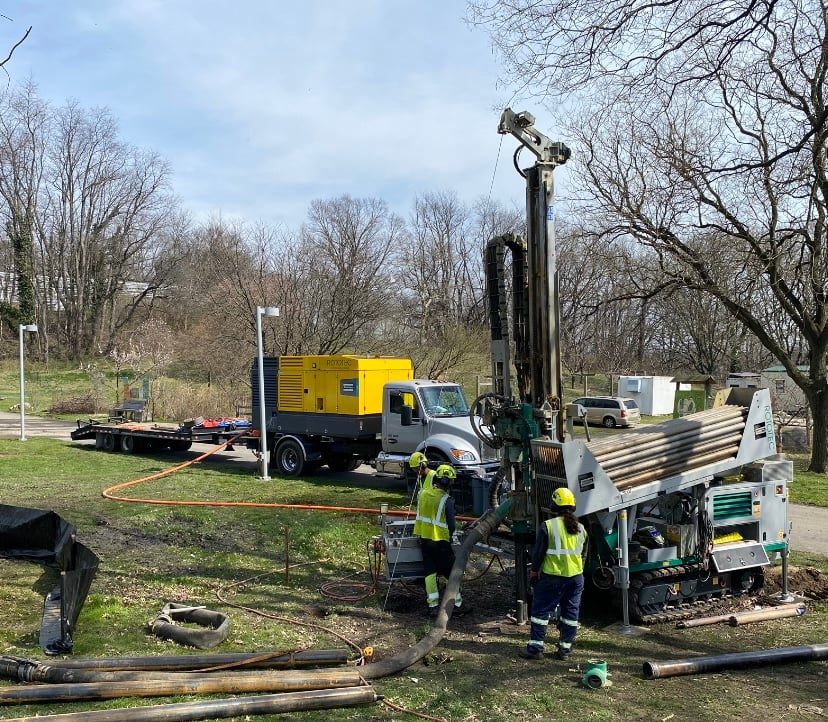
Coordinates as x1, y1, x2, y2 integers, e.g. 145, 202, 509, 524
763, 565, 828, 601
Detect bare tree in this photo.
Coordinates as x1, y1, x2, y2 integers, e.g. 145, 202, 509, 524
298, 195, 405, 355
397, 191, 489, 378
33, 101, 176, 358
472, 0, 828, 470
0, 84, 45, 346
0, 16, 31, 76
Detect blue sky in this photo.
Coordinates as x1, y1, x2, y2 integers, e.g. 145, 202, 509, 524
0, 1, 544, 230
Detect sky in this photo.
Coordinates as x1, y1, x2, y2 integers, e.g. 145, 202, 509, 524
0, 1, 547, 230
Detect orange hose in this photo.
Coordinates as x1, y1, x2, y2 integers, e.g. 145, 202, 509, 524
101, 433, 481, 520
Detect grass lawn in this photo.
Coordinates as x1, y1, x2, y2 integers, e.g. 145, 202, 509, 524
0, 437, 826, 721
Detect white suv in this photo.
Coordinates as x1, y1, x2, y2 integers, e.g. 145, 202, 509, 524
571, 396, 641, 428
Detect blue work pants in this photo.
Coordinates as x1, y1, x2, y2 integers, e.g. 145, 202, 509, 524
526, 573, 584, 653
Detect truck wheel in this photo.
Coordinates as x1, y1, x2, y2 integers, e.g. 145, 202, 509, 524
276, 439, 305, 476
327, 454, 357, 472
95, 433, 105, 449
121, 434, 140, 453
425, 450, 449, 465
102, 434, 116, 452
171, 440, 193, 452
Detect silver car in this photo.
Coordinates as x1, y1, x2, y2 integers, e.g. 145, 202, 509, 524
571, 396, 641, 428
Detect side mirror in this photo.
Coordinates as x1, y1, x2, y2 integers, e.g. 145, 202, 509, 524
401, 405, 413, 426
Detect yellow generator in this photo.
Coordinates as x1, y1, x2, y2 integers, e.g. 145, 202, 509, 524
276, 355, 413, 416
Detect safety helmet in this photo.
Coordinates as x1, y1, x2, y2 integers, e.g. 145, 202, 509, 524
434, 464, 456, 485
552, 487, 576, 509
409, 451, 428, 469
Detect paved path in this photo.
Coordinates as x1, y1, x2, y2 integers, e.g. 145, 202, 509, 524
0, 411, 825, 556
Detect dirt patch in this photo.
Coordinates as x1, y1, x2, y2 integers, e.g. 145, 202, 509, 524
762, 564, 828, 601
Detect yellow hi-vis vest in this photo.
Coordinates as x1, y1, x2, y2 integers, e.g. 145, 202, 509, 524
421, 469, 435, 491
413, 486, 451, 542
541, 517, 586, 578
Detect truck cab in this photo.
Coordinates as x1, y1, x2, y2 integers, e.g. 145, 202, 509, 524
374, 379, 500, 480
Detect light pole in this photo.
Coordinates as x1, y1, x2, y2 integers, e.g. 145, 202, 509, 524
18, 323, 38, 441
256, 306, 280, 479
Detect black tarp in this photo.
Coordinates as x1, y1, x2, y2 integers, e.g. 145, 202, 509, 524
0, 504, 99, 655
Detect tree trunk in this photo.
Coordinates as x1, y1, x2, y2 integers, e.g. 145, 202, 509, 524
807, 382, 828, 473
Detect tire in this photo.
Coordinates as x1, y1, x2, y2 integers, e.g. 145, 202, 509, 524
276, 439, 305, 476
102, 433, 116, 452
95, 433, 105, 450
327, 454, 357, 472
121, 434, 139, 453
348, 457, 362, 471
425, 449, 449, 465
602, 416, 617, 428
171, 440, 193, 452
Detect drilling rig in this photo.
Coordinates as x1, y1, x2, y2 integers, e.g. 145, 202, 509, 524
471, 109, 792, 625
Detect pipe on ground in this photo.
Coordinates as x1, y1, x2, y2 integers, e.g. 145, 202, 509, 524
676, 603, 806, 629
643, 642, 828, 679
0, 686, 379, 722
0, 668, 363, 705
729, 603, 806, 626
360, 500, 512, 681
10, 649, 348, 674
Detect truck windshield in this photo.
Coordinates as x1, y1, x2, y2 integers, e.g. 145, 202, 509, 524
419, 386, 469, 417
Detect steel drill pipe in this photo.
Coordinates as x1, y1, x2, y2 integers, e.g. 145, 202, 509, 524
0, 668, 364, 705
596, 423, 745, 470
643, 643, 828, 679
0, 686, 379, 722
676, 612, 736, 629
589, 412, 745, 461
729, 603, 806, 626
677, 603, 806, 629
30, 649, 348, 672
585, 407, 745, 456
600, 432, 744, 478
614, 446, 741, 490
360, 500, 512, 680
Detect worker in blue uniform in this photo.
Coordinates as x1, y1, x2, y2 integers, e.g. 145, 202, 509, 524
519, 487, 586, 661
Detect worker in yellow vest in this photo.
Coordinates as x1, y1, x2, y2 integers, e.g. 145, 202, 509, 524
519, 487, 586, 661
408, 452, 435, 493
413, 464, 468, 617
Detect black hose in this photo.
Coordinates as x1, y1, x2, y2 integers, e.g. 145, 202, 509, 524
360, 500, 512, 680
644, 642, 828, 679
149, 604, 230, 649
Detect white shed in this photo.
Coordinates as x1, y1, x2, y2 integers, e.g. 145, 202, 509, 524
617, 375, 675, 416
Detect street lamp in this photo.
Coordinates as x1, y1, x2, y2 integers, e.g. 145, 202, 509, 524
256, 306, 280, 480
18, 323, 38, 441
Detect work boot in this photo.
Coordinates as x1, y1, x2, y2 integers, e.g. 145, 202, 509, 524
428, 606, 439, 618
518, 647, 544, 661
554, 646, 571, 661
452, 605, 472, 617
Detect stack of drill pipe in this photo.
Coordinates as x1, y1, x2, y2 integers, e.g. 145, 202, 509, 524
0, 651, 378, 719
584, 406, 747, 491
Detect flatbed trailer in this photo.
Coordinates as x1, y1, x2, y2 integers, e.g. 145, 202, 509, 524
71, 418, 253, 454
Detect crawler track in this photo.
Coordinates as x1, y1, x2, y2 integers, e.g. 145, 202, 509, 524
630, 563, 765, 624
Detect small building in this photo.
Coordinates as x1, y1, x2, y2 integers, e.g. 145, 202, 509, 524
726, 372, 761, 388
761, 365, 809, 416
617, 375, 675, 416
672, 374, 717, 418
